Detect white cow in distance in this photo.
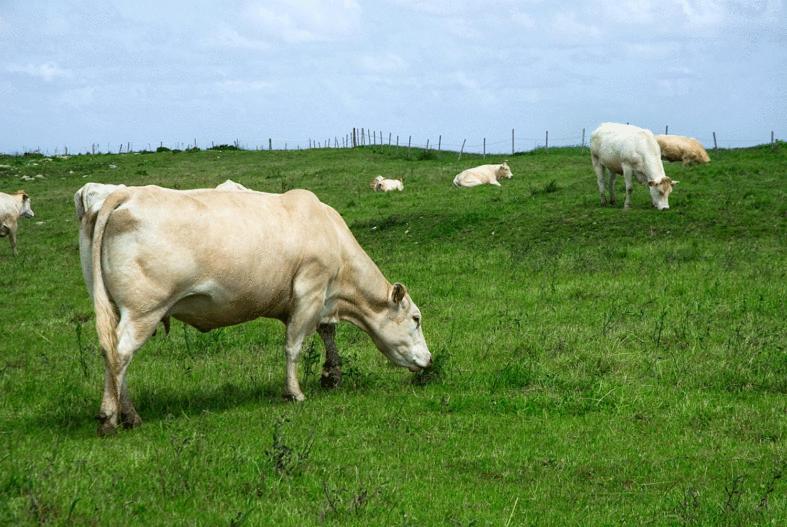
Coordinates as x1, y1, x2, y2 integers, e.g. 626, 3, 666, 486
591, 123, 678, 210
453, 162, 512, 188
656, 135, 710, 165
86, 185, 432, 435
372, 175, 404, 192
0, 190, 35, 256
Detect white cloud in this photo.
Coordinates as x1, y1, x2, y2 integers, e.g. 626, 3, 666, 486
216, 79, 275, 93
207, 28, 271, 51
242, 0, 362, 44
7, 62, 71, 81
357, 53, 408, 74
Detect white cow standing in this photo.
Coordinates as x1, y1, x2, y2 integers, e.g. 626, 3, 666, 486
591, 123, 678, 210
0, 190, 35, 256
453, 162, 512, 188
86, 185, 431, 435
372, 176, 404, 192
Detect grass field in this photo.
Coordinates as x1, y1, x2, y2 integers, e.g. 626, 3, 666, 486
1, 144, 785, 525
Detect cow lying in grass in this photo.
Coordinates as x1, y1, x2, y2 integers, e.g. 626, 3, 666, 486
656, 134, 710, 165
85, 185, 431, 435
591, 123, 678, 210
453, 162, 512, 188
371, 175, 404, 192
0, 190, 35, 256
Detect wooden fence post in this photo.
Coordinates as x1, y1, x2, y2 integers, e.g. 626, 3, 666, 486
581, 128, 585, 147
388, 132, 392, 145
771, 130, 775, 148
458, 139, 466, 160
396, 135, 399, 147
367, 128, 371, 145
426, 139, 430, 151
438, 135, 442, 152
712, 132, 717, 150
511, 128, 515, 155
545, 130, 549, 150
269, 138, 272, 151
407, 135, 412, 158
665, 125, 669, 135
483, 138, 486, 158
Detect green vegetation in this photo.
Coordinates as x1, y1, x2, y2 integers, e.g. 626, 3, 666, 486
0, 144, 785, 525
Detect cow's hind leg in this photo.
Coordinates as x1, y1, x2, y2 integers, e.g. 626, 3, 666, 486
97, 311, 160, 435
318, 323, 342, 389
608, 170, 618, 206
592, 155, 607, 205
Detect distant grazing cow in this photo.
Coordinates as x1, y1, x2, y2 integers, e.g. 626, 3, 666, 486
372, 175, 404, 192
0, 190, 35, 255
656, 134, 710, 165
87, 185, 431, 435
453, 162, 512, 188
591, 123, 678, 210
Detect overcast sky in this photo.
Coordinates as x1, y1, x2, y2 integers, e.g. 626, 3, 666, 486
1, 0, 784, 154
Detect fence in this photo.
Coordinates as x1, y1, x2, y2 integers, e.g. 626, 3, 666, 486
6, 127, 780, 157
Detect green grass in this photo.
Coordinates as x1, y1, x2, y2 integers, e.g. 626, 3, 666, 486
1, 144, 785, 525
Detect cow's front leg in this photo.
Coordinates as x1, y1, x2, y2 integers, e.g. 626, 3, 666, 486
622, 166, 634, 210
317, 323, 342, 389
9, 228, 17, 256
284, 303, 323, 401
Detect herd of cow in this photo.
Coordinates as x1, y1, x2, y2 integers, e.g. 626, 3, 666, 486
0, 122, 709, 435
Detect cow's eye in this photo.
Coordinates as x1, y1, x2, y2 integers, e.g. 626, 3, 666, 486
413, 315, 421, 327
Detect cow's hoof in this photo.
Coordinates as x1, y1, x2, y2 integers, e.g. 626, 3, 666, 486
320, 368, 342, 389
121, 411, 142, 429
95, 412, 119, 437
284, 392, 306, 402
609, 200, 616, 206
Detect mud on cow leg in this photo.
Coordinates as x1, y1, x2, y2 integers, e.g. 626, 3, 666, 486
318, 323, 342, 389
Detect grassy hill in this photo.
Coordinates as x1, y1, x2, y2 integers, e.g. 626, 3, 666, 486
1, 144, 785, 525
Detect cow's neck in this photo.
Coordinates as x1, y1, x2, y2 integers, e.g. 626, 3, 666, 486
332, 245, 389, 332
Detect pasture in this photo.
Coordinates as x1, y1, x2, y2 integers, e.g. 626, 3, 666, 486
0, 144, 785, 525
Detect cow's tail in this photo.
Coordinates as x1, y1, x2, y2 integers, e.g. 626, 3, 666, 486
92, 189, 130, 378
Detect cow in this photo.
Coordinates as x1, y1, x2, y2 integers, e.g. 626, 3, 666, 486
453, 162, 512, 188
372, 176, 404, 192
215, 179, 251, 191
88, 185, 432, 435
655, 134, 710, 165
0, 190, 35, 256
591, 123, 678, 210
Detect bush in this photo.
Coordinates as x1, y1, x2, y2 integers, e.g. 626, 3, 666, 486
156, 146, 171, 153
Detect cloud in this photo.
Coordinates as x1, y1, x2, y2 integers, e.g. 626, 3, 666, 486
357, 53, 408, 74
215, 79, 275, 93
7, 62, 71, 82
242, 0, 362, 44
207, 27, 271, 51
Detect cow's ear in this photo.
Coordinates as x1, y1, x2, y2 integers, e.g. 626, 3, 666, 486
391, 283, 407, 304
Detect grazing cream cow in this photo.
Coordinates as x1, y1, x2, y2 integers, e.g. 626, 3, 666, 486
89, 185, 431, 435
0, 190, 35, 256
453, 162, 512, 188
656, 134, 710, 165
591, 123, 678, 210
372, 175, 404, 192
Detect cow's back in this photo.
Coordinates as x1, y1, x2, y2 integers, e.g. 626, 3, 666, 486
100, 186, 343, 327
591, 123, 660, 174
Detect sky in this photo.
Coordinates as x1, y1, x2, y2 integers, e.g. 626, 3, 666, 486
0, 0, 784, 154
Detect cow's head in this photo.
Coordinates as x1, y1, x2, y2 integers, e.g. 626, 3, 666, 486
16, 191, 34, 218
369, 283, 431, 372
648, 177, 678, 210
497, 161, 513, 180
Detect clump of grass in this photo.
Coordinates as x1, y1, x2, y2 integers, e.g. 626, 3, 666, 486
412, 349, 450, 385
416, 149, 437, 161
264, 416, 314, 477
530, 179, 560, 196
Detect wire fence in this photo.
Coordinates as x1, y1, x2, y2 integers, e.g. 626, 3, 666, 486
5, 127, 780, 157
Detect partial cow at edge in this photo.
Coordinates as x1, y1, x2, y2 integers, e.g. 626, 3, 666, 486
0, 190, 35, 256
656, 134, 711, 165
453, 161, 512, 188
85, 185, 431, 435
591, 123, 678, 210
